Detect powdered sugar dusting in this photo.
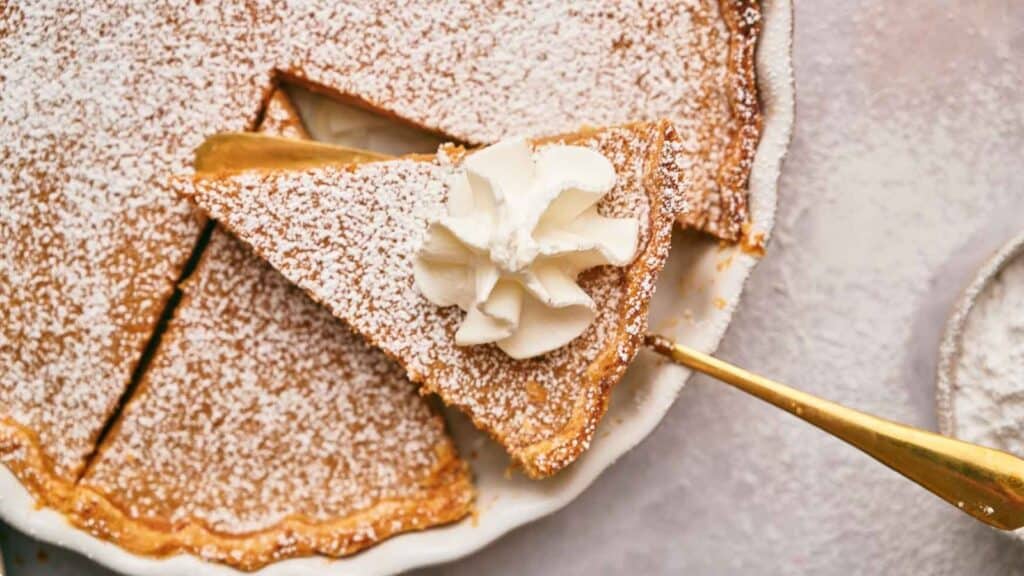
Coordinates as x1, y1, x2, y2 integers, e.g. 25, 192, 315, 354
0, 0, 757, 510
87, 230, 456, 528
79, 230, 469, 557
181, 124, 680, 477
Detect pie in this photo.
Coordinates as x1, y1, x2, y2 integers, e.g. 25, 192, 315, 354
0, 0, 761, 568
178, 121, 683, 477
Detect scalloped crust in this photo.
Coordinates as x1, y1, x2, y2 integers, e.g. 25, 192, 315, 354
0, 417, 473, 571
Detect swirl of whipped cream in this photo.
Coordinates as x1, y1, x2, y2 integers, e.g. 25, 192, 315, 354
413, 139, 639, 359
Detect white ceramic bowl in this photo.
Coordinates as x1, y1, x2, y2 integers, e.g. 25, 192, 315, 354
0, 2, 794, 573
935, 231, 1024, 542
936, 232, 1024, 438
938, 230, 1024, 444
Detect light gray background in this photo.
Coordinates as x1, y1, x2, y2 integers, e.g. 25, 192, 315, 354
3, 2, 1023, 574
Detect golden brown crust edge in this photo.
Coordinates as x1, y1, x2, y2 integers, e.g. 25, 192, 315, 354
2, 418, 471, 571
68, 451, 473, 571
681, 0, 764, 241
0, 418, 78, 512
283, 0, 762, 243
512, 121, 679, 477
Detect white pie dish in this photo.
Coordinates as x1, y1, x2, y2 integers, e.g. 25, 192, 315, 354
0, 1, 794, 573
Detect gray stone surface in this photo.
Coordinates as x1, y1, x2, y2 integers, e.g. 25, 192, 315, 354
3, 2, 1023, 574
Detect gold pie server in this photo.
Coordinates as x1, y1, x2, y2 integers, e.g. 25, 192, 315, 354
194, 133, 1024, 531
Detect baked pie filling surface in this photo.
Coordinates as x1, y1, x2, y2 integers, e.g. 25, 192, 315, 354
0, 0, 760, 568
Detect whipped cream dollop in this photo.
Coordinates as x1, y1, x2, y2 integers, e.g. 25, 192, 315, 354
413, 139, 639, 359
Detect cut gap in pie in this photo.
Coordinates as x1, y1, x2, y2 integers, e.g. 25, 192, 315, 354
70, 89, 473, 570
281, 82, 448, 156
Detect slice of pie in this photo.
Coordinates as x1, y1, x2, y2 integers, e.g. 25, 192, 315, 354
177, 121, 684, 478
67, 91, 473, 570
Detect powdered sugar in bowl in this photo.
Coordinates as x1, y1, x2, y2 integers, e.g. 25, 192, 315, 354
938, 231, 1024, 540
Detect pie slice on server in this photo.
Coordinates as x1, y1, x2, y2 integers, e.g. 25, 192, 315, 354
177, 121, 686, 478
